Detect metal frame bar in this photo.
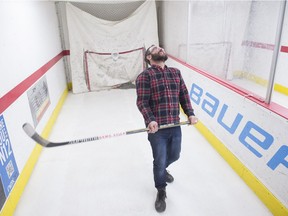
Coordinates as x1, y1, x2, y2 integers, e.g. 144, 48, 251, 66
265, 0, 287, 103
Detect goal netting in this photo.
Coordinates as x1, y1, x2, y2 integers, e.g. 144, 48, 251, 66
65, 1, 159, 93
84, 47, 145, 91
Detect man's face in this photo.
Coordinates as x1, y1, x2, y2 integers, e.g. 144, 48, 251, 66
148, 45, 168, 62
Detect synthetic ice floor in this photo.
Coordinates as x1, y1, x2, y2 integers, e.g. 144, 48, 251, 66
14, 89, 272, 216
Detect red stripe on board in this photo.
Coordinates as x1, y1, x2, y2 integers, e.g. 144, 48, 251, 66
0, 50, 70, 114
280, 46, 288, 53
242, 41, 288, 54
62, 50, 70, 55
242, 40, 274, 50
168, 54, 288, 120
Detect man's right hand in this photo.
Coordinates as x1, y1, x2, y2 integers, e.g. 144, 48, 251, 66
148, 121, 158, 133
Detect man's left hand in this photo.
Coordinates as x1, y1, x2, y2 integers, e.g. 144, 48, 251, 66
188, 116, 198, 125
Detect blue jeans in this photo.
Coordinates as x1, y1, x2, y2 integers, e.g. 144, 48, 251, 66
148, 126, 182, 189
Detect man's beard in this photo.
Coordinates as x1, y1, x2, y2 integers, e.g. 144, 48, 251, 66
151, 53, 168, 62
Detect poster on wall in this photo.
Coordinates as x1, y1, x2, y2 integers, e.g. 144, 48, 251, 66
27, 76, 51, 127
0, 115, 19, 211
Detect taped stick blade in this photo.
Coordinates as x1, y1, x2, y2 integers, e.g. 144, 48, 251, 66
22, 123, 36, 137
22, 123, 50, 147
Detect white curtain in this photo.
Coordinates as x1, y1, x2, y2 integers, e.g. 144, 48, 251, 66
66, 1, 159, 93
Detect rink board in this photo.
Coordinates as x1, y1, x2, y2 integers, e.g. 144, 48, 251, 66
167, 57, 288, 212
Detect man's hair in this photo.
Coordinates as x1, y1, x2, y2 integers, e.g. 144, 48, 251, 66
144, 45, 155, 65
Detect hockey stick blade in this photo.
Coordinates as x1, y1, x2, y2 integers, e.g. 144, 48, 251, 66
23, 121, 190, 148
23, 123, 69, 147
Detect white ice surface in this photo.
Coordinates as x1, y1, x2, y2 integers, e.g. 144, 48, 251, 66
14, 89, 272, 216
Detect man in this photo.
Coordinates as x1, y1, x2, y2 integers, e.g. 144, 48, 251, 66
136, 45, 198, 212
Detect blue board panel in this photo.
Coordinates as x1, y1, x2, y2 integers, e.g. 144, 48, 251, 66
0, 115, 19, 204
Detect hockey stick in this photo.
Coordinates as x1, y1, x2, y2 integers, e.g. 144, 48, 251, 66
23, 121, 190, 148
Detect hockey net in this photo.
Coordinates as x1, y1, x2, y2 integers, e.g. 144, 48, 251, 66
84, 47, 145, 91
65, 1, 158, 93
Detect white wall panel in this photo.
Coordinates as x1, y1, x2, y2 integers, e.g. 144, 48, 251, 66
0, 2, 63, 97
0, 2, 67, 211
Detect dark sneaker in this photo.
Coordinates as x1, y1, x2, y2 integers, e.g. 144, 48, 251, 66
155, 188, 166, 212
166, 170, 174, 183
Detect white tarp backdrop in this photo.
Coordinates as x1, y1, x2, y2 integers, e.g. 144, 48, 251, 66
66, 1, 159, 93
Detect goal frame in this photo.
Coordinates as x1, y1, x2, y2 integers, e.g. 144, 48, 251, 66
83, 47, 146, 91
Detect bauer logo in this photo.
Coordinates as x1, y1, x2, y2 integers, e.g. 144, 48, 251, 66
189, 83, 288, 171
0, 115, 19, 198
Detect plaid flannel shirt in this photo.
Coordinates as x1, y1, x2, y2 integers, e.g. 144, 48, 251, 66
136, 65, 194, 126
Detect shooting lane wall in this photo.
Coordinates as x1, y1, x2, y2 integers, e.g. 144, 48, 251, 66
159, 1, 288, 214
0, 2, 68, 215
166, 57, 288, 216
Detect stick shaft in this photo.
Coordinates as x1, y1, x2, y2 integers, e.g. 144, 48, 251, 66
126, 121, 189, 135
23, 121, 190, 147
